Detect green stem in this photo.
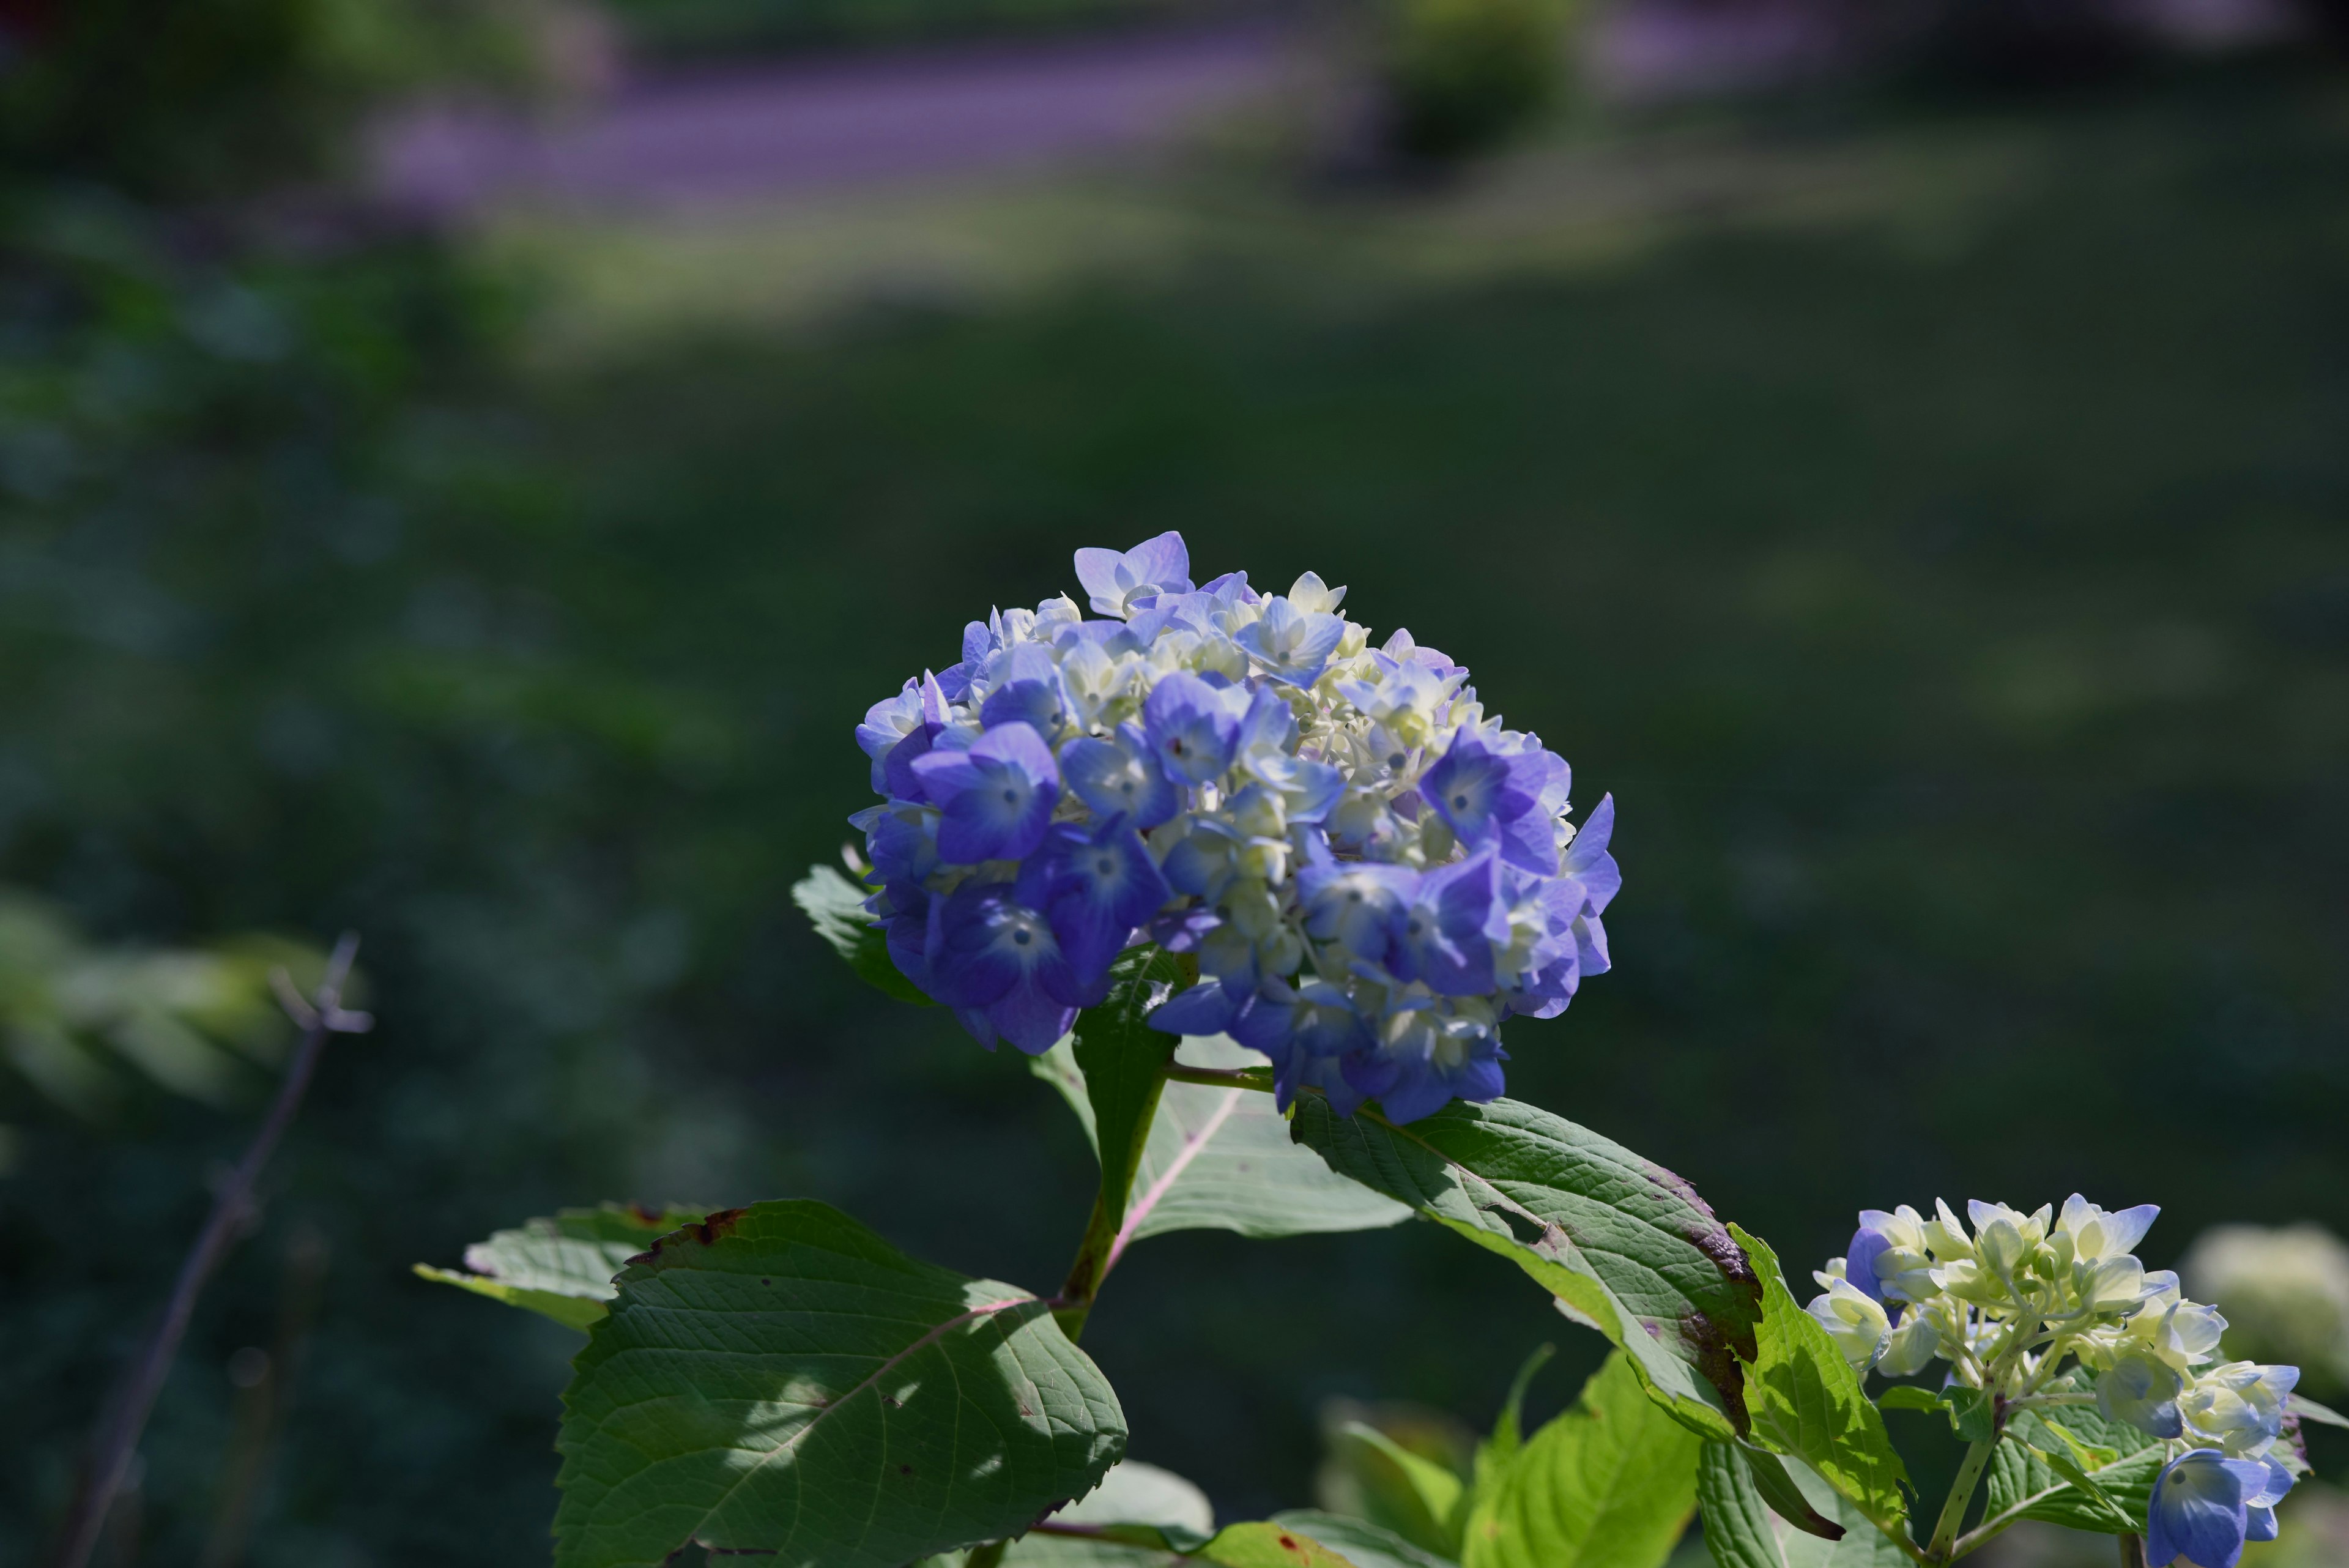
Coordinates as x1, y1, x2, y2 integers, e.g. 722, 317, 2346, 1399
1929, 1440, 1997, 1559
1050, 1179, 1130, 1343
1162, 1064, 1274, 1091
2118, 1534, 2147, 1568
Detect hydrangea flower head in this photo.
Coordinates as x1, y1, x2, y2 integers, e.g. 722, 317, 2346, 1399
846, 532, 1616, 1120
1803, 1192, 2307, 1561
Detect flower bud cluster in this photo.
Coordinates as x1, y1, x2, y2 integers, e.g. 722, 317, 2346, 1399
1808, 1195, 2306, 1568
850, 532, 1617, 1123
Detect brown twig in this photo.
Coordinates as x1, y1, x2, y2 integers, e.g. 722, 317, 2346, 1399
50, 934, 369, 1568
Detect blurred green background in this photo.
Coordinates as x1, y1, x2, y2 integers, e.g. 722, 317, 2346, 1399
4, 0, 2348, 1562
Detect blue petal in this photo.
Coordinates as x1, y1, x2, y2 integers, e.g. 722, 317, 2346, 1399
1846, 1228, 1894, 1303
1565, 794, 1621, 913
1149, 977, 1241, 1036
1143, 671, 1242, 783
989, 976, 1078, 1055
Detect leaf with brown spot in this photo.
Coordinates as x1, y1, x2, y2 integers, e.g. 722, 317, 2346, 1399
1291, 1096, 1761, 1441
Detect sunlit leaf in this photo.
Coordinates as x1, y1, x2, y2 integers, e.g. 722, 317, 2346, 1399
1459, 1352, 1701, 1568
553, 1198, 1124, 1568
414, 1203, 708, 1331
1727, 1227, 1909, 1542
1291, 1096, 1763, 1441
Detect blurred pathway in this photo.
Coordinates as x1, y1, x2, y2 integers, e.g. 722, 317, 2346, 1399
374, 19, 1294, 215
371, 0, 2301, 217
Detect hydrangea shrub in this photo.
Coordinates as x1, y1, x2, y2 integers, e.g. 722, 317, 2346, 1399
421, 535, 2336, 1568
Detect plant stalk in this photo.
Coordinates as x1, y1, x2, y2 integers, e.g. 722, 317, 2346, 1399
1928, 1439, 1997, 1560
50, 936, 364, 1568
1162, 1064, 1273, 1092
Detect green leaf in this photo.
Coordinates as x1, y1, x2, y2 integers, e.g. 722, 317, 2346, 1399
1975, 1388, 2163, 1542
1479, 1345, 1558, 1474
553, 1198, 1124, 1568
1871, 1388, 1940, 1414
793, 863, 932, 1006
2290, 1392, 2349, 1430
1272, 1511, 1461, 1568
1035, 1521, 1366, 1568
1729, 1226, 1910, 1543
1030, 1034, 1410, 1244
1735, 1447, 1846, 1543
1940, 1388, 1997, 1445
2009, 1430, 2138, 1534
1077, 949, 1184, 1217
1290, 1095, 1764, 1443
1459, 1351, 1703, 1568
1694, 1443, 1908, 1568
414, 1203, 708, 1331
1337, 1422, 1470, 1556
1193, 1522, 1368, 1568
996, 1462, 1217, 1568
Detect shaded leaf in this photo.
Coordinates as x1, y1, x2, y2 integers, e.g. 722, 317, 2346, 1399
1291, 1095, 1762, 1441
2290, 1392, 2349, 1430
1737, 1447, 1845, 1542
1941, 1388, 1996, 1445
1035, 1030, 1406, 1243
1077, 949, 1186, 1223
1459, 1351, 1702, 1568
996, 1462, 1218, 1568
1976, 1388, 2162, 1542
553, 1198, 1124, 1568
793, 862, 932, 1006
1272, 1510, 1461, 1568
1127, 1037, 1410, 1243
414, 1203, 707, 1331
1474, 1344, 1557, 1481
1729, 1226, 1909, 1542
1335, 1422, 1468, 1556
1316, 1402, 1478, 1555
1695, 1443, 1909, 1568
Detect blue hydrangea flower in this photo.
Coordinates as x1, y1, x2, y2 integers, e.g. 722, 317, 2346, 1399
1420, 729, 1569, 876
1233, 593, 1347, 687
1060, 721, 1178, 828
1143, 671, 1245, 785
1346, 998, 1505, 1124
849, 532, 1620, 1124
912, 721, 1060, 863
1075, 531, 1193, 617
1017, 816, 1172, 986
926, 882, 1088, 1054
2147, 1450, 2290, 1568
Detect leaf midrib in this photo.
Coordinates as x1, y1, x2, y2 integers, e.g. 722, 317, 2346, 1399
604, 1282, 1034, 1554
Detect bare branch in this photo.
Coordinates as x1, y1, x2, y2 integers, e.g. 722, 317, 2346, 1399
50, 933, 364, 1568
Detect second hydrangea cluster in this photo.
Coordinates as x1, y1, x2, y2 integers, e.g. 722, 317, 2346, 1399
850, 531, 1617, 1123
1809, 1195, 2306, 1568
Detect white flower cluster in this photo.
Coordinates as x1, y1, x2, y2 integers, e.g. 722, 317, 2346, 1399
1809, 1196, 2301, 1462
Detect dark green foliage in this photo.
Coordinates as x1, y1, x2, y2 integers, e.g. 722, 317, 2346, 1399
1379, 0, 1568, 160
0, 0, 536, 199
